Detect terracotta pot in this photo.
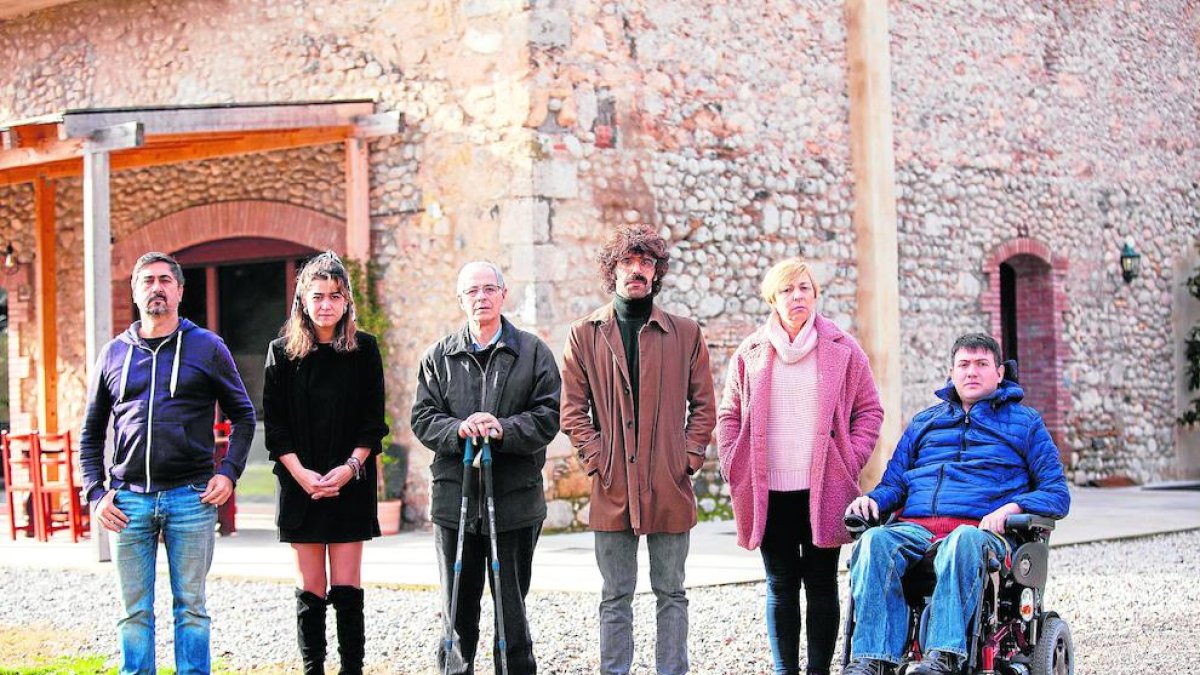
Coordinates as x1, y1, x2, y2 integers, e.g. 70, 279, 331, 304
377, 499, 403, 536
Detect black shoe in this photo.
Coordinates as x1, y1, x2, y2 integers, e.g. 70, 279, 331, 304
295, 589, 327, 675
843, 658, 896, 675
329, 585, 365, 675
910, 650, 962, 675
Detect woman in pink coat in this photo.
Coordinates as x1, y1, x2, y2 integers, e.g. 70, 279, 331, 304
717, 258, 883, 675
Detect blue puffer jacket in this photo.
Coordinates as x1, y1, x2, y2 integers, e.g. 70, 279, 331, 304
868, 379, 1070, 520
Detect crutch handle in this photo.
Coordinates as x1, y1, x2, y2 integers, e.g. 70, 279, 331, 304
480, 435, 493, 467
462, 436, 476, 467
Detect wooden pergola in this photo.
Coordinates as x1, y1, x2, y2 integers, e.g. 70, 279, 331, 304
0, 101, 401, 557
0, 101, 401, 437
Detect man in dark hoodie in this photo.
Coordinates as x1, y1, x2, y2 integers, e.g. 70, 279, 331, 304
80, 251, 255, 675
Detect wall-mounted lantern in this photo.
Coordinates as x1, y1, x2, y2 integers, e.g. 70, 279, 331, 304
1119, 238, 1141, 283
3, 242, 17, 276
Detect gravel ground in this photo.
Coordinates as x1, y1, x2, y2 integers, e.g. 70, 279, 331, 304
2, 530, 1199, 673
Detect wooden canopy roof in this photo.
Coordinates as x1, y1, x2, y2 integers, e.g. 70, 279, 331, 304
0, 100, 401, 186
0, 0, 78, 19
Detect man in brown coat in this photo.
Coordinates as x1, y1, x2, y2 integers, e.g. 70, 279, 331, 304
560, 224, 717, 675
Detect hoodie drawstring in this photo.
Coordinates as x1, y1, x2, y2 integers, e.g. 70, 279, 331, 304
170, 331, 182, 398
118, 343, 134, 402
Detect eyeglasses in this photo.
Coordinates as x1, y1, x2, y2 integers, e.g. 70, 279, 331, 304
459, 284, 503, 298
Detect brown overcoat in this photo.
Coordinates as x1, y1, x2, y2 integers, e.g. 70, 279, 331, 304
560, 302, 717, 534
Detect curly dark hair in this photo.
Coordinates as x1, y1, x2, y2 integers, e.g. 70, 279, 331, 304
597, 224, 671, 295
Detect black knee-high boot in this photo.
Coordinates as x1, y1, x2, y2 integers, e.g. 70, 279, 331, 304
328, 585, 365, 675
295, 589, 327, 675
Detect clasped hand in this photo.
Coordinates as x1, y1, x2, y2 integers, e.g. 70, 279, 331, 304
294, 464, 354, 500
457, 412, 503, 441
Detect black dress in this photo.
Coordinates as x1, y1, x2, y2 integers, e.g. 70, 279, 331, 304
263, 332, 389, 544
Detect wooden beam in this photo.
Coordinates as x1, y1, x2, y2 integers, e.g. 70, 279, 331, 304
110, 127, 353, 170
0, 137, 84, 172
33, 176, 58, 435
345, 138, 371, 261
353, 111, 404, 138
82, 146, 113, 563
846, 0, 902, 491
0, 126, 354, 187
61, 101, 375, 138
89, 122, 143, 152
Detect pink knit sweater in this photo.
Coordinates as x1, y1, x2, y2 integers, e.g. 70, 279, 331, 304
764, 315, 820, 491
717, 314, 885, 549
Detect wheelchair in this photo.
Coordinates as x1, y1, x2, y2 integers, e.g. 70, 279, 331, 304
841, 513, 1074, 675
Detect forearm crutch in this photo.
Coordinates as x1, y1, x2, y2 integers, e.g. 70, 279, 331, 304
443, 436, 477, 675
481, 435, 510, 675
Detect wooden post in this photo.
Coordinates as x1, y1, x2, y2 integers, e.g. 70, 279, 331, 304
345, 138, 370, 262
205, 266, 219, 331
80, 123, 141, 562
33, 176, 58, 435
83, 147, 113, 561
846, 0, 903, 490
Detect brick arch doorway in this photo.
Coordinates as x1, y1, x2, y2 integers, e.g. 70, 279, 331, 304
984, 239, 1071, 464
173, 237, 322, 418
112, 200, 345, 415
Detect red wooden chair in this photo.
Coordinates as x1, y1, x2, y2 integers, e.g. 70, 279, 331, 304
2, 431, 42, 541
35, 431, 87, 542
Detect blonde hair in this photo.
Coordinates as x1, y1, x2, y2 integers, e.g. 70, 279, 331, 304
759, 258, 821, 305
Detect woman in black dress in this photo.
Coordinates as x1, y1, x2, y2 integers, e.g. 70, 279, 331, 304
263, 252, 388, 675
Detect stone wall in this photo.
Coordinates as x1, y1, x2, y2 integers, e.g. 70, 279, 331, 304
520, 0, 857, 525
1, 0, 1198, 524
889, 2, 1200, 483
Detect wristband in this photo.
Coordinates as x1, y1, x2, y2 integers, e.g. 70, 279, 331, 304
345, 456, 363, 481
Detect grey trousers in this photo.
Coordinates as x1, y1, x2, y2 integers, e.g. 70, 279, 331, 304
594, 529, 690, 675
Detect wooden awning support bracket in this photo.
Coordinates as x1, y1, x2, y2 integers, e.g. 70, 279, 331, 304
352, 111, 404, 138
85, 122, 144, 153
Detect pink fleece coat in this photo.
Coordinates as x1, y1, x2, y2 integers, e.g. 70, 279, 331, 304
717, 314, 884, 549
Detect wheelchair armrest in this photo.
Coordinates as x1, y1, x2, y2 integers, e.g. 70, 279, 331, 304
843, 514, 877, 539
1003, 514, 1057, 535
844, 510, 898, 540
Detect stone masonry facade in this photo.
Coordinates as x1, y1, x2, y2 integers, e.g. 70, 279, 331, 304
1, 1, 1197, 530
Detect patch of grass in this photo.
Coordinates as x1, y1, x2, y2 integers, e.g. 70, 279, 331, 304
235, 463, 277, 502
0, 655, 113, 675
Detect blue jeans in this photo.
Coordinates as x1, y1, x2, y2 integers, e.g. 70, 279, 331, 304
113, 484, 218, 675
848, 523, 1007, 664
594, 530, 690, 675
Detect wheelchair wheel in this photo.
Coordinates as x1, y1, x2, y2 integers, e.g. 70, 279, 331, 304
1031, 616, 1074, 675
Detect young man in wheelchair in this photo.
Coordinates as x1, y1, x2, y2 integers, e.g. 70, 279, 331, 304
842, 333, 1070, 675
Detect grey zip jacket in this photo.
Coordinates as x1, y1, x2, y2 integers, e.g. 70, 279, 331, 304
79, 318, 256, 503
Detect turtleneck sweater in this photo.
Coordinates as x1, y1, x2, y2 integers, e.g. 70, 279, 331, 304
614, 293, 653, 426
764, 312, 820, 490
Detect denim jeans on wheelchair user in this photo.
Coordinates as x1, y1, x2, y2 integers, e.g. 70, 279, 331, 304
113, 483, 218, 675
848, 522, 1008, 664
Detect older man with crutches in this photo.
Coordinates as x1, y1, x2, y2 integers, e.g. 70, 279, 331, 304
412, 261, 562, 675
